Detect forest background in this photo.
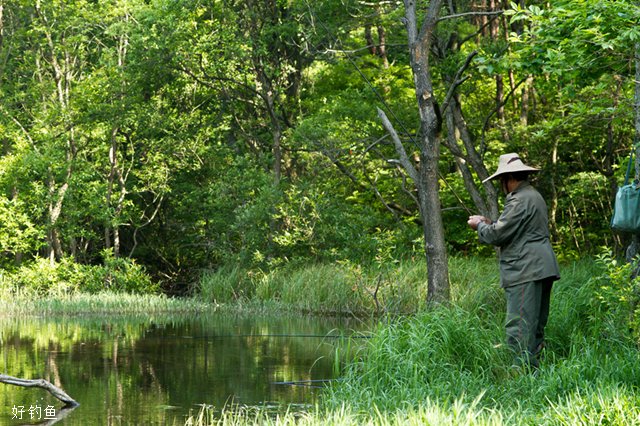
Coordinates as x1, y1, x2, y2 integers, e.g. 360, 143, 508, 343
0, 0, 638, 304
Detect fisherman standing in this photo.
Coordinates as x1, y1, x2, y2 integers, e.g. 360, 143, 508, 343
467, 153, 560, 369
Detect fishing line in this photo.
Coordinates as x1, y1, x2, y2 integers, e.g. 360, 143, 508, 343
177, 334, 371, 339
271, 378, 342, 388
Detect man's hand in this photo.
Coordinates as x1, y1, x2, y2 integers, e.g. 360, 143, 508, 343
467, 215, 491, 231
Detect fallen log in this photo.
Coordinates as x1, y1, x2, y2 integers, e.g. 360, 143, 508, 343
0, 374, 79, 407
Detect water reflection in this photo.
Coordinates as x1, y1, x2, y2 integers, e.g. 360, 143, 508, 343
0, 311, 367, 425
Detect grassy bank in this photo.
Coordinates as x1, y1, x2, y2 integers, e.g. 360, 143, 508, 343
0, 291, 211, 316
196, 256, 501, 315
2, 254, 638, 425
186, 255, 640, 425
0, 255, 212, 316
184, 402, 507, 425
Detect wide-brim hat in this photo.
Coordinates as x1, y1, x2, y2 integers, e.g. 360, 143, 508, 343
482, 153, 539, 183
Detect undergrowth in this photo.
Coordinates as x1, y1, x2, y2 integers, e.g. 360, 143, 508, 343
187, 254, 640, 425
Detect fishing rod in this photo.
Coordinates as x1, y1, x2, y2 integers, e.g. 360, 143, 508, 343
176, 334, 372, 339
271, 378, 342, 388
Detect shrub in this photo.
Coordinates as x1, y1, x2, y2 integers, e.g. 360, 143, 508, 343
198, 265, 255, 304
586, 250, 640, 344
0, 252, 157, 296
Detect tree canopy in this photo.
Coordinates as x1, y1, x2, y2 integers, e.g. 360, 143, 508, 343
0, 0, 637, 296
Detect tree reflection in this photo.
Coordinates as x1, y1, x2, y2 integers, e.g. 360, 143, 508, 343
0, 313, 366, 424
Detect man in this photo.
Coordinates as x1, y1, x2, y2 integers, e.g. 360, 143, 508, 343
467, 153, 560, 369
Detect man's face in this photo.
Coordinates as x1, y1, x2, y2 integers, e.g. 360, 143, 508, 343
499, 176, 509, 195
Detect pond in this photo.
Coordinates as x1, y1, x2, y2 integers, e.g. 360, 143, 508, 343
0, 311, 369, 425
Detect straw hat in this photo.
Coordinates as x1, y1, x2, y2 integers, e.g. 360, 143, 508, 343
482, 153, 539, 183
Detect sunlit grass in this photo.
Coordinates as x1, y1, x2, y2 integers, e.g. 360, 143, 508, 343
184, 257, 640, 425
0, 291, 211, 316
196, 256, 504, 316
183, 400, 508, 426
2, 256, 636, 425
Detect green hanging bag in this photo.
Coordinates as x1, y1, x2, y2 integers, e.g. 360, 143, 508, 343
611, 151, 640, 233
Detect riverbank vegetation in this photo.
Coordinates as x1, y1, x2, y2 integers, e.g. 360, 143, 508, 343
2, 0, 640, 423
0, 0, 636, 301
0, 254, 210, 315
186, 255, 640, 425
196, 256, 499, 316
0, 291, 209, 317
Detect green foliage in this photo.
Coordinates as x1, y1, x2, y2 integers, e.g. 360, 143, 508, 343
0, 195, 43, 267
198, 265, 255, 304
542, 386, 640, 426
555, 172, 613, 258
196, 260, 426, 315
194, 257, 498, 316
318, 258, 640, 424
261, 263, 368, 314
589, 251, 640, 343
0, 0, 637, 293
186, 401, 507, 426
509, 0, 640, 80
98, 249, 158, 293
0, 252, 157, 296
0, 292, 207, 317
197, 262, 368, 315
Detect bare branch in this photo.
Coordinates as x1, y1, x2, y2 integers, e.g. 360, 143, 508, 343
0, 374, 79, 407
481, 77, 528, 149
5, 112, 40, 154
377, 108, 418, 183
320, 43, 406, 56
398, 164, 419, 207
320, 146, 363, 188
441, 50, 478, 114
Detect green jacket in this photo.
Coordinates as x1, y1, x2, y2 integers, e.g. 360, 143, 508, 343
477, 181, 560, 288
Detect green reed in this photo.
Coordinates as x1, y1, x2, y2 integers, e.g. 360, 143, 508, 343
0, 291, 210, 316
186, 257, 640, 425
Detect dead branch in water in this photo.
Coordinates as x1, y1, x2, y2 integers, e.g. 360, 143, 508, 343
0, 374, 79, 407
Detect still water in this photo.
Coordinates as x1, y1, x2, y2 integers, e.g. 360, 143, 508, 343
0, 311, 368, 425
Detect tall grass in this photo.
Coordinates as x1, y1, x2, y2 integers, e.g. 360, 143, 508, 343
322, 257, 640, 424
195, 257, 498, 315
184, 401, 508, 426
186, 257, 640, 425
0, 291, 210, 316
198, 262, 372, 314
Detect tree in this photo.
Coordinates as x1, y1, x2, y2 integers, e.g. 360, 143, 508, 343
377, 0, 451, 304
509, 0, 640, 255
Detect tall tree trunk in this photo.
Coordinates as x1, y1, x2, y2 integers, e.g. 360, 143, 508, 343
549, 140, 558, 239
259, 75, 282, 186
377, 24, 389, 68
105, 25, 130, 258
36, 0, 77, 264
48, 178, 68, 264
0, 2, 3, 50
403, 0, 450, 304
106, 126, 127, 257
489, 0, 506, 138
365, 24, 377, 55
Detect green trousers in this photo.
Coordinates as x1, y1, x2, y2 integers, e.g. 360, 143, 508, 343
504, 278, 553, 367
